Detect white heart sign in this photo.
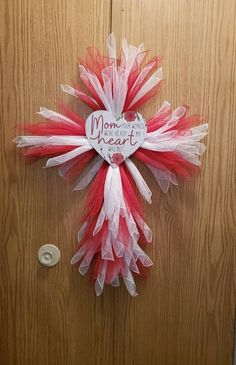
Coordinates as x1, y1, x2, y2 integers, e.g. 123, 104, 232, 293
85, 111, 147, 167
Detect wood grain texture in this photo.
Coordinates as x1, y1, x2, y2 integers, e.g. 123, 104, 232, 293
0, 0, 235, 364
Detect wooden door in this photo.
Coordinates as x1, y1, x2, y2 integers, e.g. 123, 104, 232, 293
0, 1, 235, 364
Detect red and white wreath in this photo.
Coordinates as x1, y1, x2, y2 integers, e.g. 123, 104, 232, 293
14, 34, 208, 296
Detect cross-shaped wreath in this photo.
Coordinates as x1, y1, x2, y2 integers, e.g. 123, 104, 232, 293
14, 34, 208, 296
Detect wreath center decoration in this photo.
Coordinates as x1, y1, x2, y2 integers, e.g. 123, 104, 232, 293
14, 34, 208, 297
85, 111, 146, 166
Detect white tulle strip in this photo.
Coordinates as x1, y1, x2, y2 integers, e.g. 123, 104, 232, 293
61, 84, 78, 97
61, 84, 100, 107
95, 261, 107, 296
122, 265, 138, 297
93, 166, 125, 237
45, 145, 92, 168
134, 215, 153, 242
13, 135, 89, 148
37, 107, 78, 125
153, 100, 171, 116
142, 122, 208, 166
77, 222, 88, 241
128, 67, 163, 109
121, 37, 145, 71
128, 59, 158, 95
125, 158, 152, 203
71, 243, 87, 265
147, 105, 187, 137
107, 32, 117, 62
79, 65, 112, 112
102, 66, 115, 115
113, 67, 129, 117
58, 157, 83, 178
71, 165, 153, 296
146, 164, 178, 193
110, 277, 120, 287
73, 156, 103, 191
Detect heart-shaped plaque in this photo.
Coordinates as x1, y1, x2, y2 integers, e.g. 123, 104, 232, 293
85, 110, 146, 167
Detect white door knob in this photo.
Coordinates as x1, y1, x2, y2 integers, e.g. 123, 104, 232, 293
38, 244, 61, 267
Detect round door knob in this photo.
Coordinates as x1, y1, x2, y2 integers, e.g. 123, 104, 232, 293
38, 244, 61, 267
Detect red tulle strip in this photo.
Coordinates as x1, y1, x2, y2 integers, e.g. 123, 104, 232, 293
22, 145, 76, 159
82, 162, 109, 223
169, 115, 205, 134
147, 108, 173, 132
120, 49, 148, 74
119, 164, 149, 246
71, 86, 101, 110
125, 50, 149, 88
73, 80, 105, 110
134, 148, 198, 179
21, 121, 85, 136
147, 112, 204, 134
119, 164, 144, 219
125, 82, 162, 111
78, 47, 110, 85
125, 56, 160, 109
62, 149, 97, 183
59, 102, 86, 127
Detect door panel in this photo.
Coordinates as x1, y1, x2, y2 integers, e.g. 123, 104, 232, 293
0, 0, 235, 364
